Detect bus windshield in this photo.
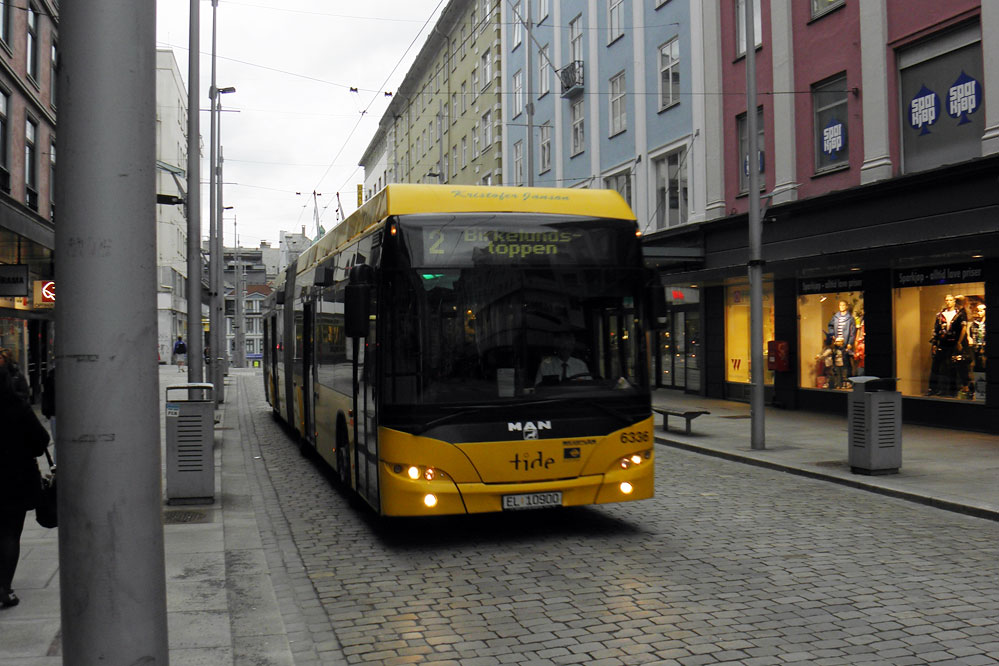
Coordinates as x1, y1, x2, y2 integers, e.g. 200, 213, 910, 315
382, 214, 649, 406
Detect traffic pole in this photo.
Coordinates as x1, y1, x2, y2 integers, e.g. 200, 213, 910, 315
55, 1, 169, 662
746, 0, 766, 449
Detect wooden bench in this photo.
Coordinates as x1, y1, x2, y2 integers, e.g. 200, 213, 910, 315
653, 407, 710, 435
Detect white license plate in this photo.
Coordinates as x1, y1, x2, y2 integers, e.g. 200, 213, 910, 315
502, 491, 562, 510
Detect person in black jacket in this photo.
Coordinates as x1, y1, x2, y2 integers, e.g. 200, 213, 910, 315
0, 364, 51, 609
0, 348, 30, 402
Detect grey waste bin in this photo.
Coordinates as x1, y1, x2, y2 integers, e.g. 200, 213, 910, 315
847, 376, 901, 475
165, 383, 216, 504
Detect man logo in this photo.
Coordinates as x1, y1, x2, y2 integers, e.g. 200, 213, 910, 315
508, 420, 551, 440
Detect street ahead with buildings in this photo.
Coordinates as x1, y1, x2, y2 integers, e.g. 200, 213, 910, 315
0, 1, 997, 664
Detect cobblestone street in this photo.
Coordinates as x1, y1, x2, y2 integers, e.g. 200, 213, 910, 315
234, 373, 999, 665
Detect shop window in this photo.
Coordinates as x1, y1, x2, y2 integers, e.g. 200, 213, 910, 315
797, 285, 864, 390
725, 281, 774, 385
894, 265, 985, 401
899, 24, 983, 174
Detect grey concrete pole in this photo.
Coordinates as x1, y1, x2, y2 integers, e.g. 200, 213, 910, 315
234, 217, 245, 367
216, 140, 228, 401
208, 0, 220, 402
55, 1, 169, 662
746, 0, 765, 449
525, 1, 534, 186
187, 0, 204, 383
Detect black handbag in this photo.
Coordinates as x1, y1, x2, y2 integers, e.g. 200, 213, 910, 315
36, 449, 57, 529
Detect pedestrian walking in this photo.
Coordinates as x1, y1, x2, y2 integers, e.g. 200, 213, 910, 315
173, 336, 188, 372
42, 364, 56, 461
0, 348, 30, 402
0, 364, 51, 609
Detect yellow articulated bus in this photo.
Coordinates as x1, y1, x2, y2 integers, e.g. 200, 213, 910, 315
263, 184, 657, 516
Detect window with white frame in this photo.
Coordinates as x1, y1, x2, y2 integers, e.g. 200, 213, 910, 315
654, 147, 688, 230
461, 81, 467, 113
443, 154, 449, 181
811, 0, 844, 19
737, 107, 765, 193
461, 135, 468, 166
451, 93, 458, 122
570, 99, 584, 155
513, 2, 522, 47
481, 111, 492, 147
452, 145, 458, 174
473, 124, 480, 156
0, 1, 9, 45
513, 140, 523, 186
658, 37, 680, 110
569, 15, 583, 64
604, 171, 631, 207
481, 173, 492, 185
736, 0, 762, 56
539, 45, 550, 96
539, 123, 551, 172
610, 72, 627, 135
481, 51, 492, 89
512, 70, 523, 116
443, 103, 449, 130
451, 38, 458, 69
537, 0, 548, 23
608, 0, 624, 43
49, 138, 54, 208
25, 117, 37, 207
812, 74, 848, 172
460, 25, 467, 57
471, 68, 479, 96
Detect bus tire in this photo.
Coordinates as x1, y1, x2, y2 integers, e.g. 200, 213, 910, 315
336, 419, 350, 488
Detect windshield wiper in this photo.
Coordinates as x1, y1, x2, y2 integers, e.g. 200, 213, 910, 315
413, 403, 509, 435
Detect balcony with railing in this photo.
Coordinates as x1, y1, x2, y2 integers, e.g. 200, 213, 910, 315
558, 60, 584, 98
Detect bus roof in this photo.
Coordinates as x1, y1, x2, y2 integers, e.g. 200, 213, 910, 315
294, 184, 636, 276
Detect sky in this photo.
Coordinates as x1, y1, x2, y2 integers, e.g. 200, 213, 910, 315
155, 0, 447, 248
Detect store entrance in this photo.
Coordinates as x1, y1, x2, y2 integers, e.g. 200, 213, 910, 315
656, 306, 700, 391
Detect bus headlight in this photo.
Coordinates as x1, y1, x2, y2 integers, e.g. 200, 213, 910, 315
394, 464, 442, 482
618, 450, 652, 469
620, 482, 634, 495
423, 494, 438, 508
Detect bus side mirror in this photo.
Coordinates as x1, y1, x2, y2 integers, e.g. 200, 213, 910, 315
345, 264, 374, 338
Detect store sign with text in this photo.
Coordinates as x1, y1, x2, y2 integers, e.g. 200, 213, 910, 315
34, 280, 55, 307
798, 275, 863, 296
893, 263, 983, 288
0, 264, 29, 296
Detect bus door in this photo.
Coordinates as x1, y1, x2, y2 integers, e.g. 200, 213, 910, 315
303, 300, 316, 447
268, 314, 280, 413
346, 264, 379, 510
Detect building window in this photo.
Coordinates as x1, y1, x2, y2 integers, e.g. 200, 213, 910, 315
735, 0, 762, 57
813, 74, 848, 173
481, 173, 492, 186
899, 27, 983, 175
473, 124, 480, 157
608, 0, 624, 43
0, 1, 9, 46
26, 4, 38, 81
604, 171, 631, 208
481, 50, 492, 90
811, 0, 844, 19
513, 140, 523, 186
451, 145, 457, 176
725, 281, 775, 385
50, 42, 58, 107
539, 123, 551, 172
512, 2, 522, 47
443, 103, 449, 131
737, 107, 765, 193
570, 98, 584, 155
569, 15, 583, 64
460, 81, 467, 113
461, 135, 467, 166
537, 0, 548, 22
0, 92, 8, 193
610, 72, 627, 135
49, 137, 55, 210
658, 37, 680, 111
892, 266, 985, 401
538, 45, 550, 96
460, 25, 467, 57
797, 286, 863, 391
481, 111, 492, 147
654, 147, 688, 230
25, 117, 37, 209
443, 154, 449, 182
512, 70, 523, 116
471, 68, 479, 97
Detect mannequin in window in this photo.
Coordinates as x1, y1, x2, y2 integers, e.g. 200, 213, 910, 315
928, 293, 967, 397
968, 303, 986, 370
816, 336, 848, 389
827, 300, 856, 377
536, 332, 589, 385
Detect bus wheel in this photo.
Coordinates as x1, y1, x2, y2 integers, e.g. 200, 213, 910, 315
336, 420, 350, 487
